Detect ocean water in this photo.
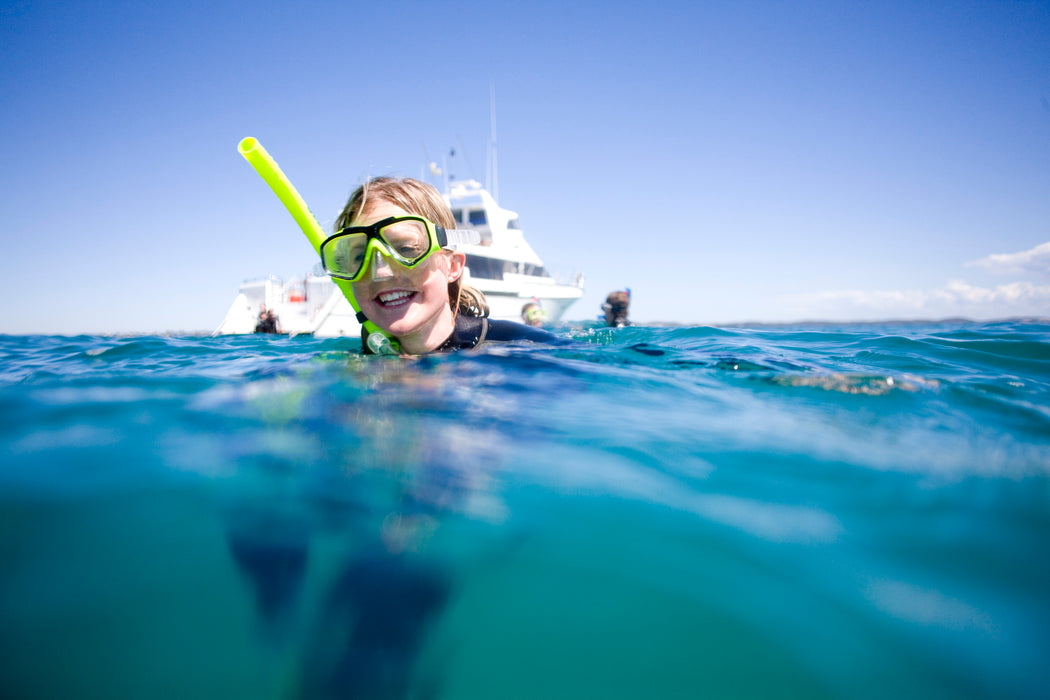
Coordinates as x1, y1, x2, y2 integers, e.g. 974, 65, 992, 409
1, 320, 1048, 699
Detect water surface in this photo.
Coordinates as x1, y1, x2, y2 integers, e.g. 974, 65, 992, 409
1, 321, 1048, 698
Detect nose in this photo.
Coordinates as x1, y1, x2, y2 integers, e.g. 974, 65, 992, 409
370, 251, 395, 280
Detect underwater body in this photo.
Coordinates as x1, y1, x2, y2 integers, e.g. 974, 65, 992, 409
1, 321, 1048, 699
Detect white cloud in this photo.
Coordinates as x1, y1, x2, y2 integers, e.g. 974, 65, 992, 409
936, 279, 1050, 304
967, 241, 1050, 276
785, 280, 1050, 319
780, 243, 1050, 320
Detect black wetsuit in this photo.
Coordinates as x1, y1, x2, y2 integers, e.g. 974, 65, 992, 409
254, 314, 279, 334
362, 315, 562, 354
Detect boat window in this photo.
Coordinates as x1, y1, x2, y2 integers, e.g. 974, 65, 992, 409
451, 208, 463, 224
468, 210, 487, 225
508, 218, 520, 230
464, 254, 503, 280
464, 255, 552, 280
515, 262, 548, 277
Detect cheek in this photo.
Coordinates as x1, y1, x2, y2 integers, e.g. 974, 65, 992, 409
422, 266, 451, 297
423, 255, 454, 286
350, 281, 369, 302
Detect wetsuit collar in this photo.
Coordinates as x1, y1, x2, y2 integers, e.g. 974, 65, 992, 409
435, 316, 489, 352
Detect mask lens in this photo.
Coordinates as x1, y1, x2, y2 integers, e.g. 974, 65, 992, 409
322, 233, 369, 279
320, 217, 437, 281
379, 219, 431, 264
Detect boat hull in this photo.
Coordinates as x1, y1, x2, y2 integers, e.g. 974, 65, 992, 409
214, 275, 583, 338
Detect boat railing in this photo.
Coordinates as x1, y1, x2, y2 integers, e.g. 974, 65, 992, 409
542, 265, 585, 289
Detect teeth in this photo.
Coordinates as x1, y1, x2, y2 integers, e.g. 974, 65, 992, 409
378, 290, 413, 304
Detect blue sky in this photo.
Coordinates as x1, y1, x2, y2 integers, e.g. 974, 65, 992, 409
2, 0, 1048, 334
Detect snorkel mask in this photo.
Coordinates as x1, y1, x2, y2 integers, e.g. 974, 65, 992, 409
524, 304, 545, 324
320, 215, 480, 283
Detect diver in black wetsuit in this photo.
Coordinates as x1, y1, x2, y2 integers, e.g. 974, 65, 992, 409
602, 289, 631, 328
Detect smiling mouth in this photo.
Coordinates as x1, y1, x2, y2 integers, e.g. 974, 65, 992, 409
376, 290, 416, 307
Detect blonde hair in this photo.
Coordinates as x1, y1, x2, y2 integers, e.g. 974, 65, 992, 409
336, 176, 488, 318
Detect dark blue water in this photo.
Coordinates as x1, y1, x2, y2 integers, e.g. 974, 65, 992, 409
1, 321, 1048, 699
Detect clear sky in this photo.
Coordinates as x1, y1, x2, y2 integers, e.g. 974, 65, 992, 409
2, 0, 1048, 334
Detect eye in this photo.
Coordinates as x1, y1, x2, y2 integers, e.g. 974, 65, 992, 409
395, 240, 426, 258
382, 220, 429, 259
346, 238, 367, 267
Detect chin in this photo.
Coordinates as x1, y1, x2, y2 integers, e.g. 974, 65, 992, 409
384, 316, 425, 337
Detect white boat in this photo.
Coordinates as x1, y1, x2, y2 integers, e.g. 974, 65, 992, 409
214, 179, 584, 337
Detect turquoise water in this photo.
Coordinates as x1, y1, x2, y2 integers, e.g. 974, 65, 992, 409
1, 321, 1048, 699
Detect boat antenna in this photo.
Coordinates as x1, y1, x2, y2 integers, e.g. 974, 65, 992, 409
456, 134, 478, 181
487, 81, 498, 201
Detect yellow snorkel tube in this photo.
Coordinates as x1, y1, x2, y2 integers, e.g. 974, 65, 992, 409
237, 137, 398, 354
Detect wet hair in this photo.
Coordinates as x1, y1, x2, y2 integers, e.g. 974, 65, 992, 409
605, 290, 630, 311
335, 176, 489, 318
603, 290, 630, 327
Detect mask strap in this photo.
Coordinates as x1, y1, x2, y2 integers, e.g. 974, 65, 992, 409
441, 228, 482, 248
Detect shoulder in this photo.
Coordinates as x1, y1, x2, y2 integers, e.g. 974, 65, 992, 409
437, 316, 566, 352
484, 319, 564, 345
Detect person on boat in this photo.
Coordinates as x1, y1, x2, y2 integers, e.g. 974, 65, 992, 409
323, 176, 561, 354
254, 305, 280, 334
521, 299, 546, 328
602, 289, 631, 328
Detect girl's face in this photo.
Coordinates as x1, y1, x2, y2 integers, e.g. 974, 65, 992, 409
350, 200, 465, 354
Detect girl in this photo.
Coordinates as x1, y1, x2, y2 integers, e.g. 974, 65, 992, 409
323, 177, 558, 354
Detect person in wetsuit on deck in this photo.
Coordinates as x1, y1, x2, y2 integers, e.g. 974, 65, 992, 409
254, 305, 280, 334
322, 176, 559, 354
